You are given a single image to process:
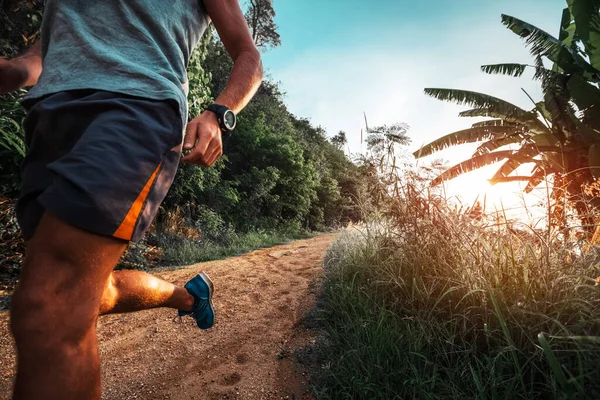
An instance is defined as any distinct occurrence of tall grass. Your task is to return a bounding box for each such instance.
[315,175,600,399]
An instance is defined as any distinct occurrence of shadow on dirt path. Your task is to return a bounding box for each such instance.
[0,234,336,400]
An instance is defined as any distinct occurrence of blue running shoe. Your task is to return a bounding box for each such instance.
[178,272,215,329]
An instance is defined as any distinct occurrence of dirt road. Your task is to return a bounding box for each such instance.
[0,234,335,400]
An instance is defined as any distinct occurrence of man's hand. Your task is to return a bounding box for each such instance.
[183,0,263,168]
[182,111,223,167]
[0,58,28,94]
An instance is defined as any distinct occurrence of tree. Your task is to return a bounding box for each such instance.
[245,0,281,50]
[414,0,600,233]
[366,123,411,169]
[331,131,347,150]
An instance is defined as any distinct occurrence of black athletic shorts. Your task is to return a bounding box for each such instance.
[17,90,184,242]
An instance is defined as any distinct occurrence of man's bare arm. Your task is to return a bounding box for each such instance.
[182,0,263,167]
[204,0,263,114]
[0,41,42,94]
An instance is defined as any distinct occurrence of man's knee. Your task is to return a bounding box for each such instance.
[10,212,125,346]
[10,271,98,348]
[11,290,96,349]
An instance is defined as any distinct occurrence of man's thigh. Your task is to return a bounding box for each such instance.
[17,212,128,320]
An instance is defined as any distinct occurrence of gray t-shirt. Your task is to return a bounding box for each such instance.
[26,0,209,124]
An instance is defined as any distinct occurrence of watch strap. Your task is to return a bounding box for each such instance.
[206,104,234,133]
[207,104,230,115]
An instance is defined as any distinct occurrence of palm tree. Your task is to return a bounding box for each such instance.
[413,0,600,232]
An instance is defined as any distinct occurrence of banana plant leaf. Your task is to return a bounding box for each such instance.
[532,133,560,147]
[567,73,600,131]
[472,120,520,128]
[502,14,600,82]
[567,0,600,71]
[413,126,521,159]
[424,88,550,134]
[525,166,555,193]
[535,101,553,122]
[473,135,524,157]
[431,150,514,186]
[490,145,562,183]
[459,107,549,135]
[559,6,577,46]
[540,74,575,141]
[480,63,528,77]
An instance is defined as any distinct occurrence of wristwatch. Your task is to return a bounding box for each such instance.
[207,104,236,133]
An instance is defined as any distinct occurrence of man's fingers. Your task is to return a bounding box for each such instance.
[181,113,222,165]
[182,138,221,166]
[194,127,213,157]
[183,122,198,151]
[202,138,223,166]
[205,146,222,167]
[211,149,224,166]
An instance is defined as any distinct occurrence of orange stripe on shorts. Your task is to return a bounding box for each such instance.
[113,163,162,241]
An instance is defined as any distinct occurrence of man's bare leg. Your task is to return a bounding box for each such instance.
[10,212,197,399]
[99,270,194,315]
[10,212,127,400]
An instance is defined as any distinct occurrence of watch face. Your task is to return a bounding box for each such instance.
[223,110,236,130]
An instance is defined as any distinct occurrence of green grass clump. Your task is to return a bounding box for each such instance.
[315,202,600,399]
[159,229,312,266]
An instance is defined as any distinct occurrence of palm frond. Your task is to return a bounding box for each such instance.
[458,108,549,135]
[473,135,524,157]
[431,150,514,186]
[539,72,575,141]
[490,145,561,183]
[472,120,520,128]
[524,165,557,193]
[413,126,520,159]
[425,88,523,110]
[502,14,600,82]
[425,88,549,134]
[481,63,529,77]
[501,15,562,59]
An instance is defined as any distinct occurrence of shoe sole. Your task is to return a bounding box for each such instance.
[198,272,215,328]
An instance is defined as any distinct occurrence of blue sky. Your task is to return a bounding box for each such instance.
[258,0,566,209]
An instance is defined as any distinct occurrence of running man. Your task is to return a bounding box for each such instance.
[0,1,263,399]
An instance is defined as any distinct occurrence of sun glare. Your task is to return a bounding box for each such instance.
[443,167,547,223]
